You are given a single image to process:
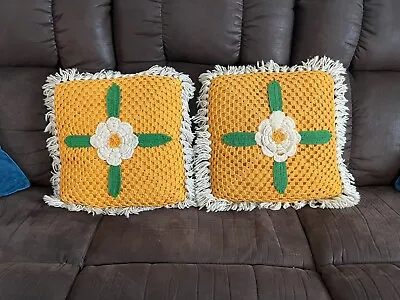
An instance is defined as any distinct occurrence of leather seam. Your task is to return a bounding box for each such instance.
[350,0,365,69]
[238,0,244,63]
[289,0,297,64]
[349,1,364,171]
[160,0,167,61]
[296,211,318,271]
[297,211,335,300]
[252,266,259,300]
[84,261,315,271]
[320,261,400,268]
[64,266,81,300]
[49,0,60,66]
[81,217,104,267]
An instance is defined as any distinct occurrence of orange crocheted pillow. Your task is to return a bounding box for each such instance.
[194,57,359,211]
[43,67,195,216]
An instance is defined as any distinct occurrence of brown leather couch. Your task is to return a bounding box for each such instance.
[1,0,400,299]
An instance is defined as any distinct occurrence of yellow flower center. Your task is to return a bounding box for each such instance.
[272,129,286,144]
[108,133,122,148]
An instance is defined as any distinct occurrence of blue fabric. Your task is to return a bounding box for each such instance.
[0,148,30,197]
[395,176,400,192]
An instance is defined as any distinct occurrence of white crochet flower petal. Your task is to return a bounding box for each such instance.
[262,127,275,145]
[126,133,139,149]
[97,147,112,161]
[106,117,121,132]
[255,132,263,146]
[262,130,272,147]
[261,146,274,157]
[274,152,288,163]
[120,146,134,160]
[106,149,122,166]
[94,122,108,136]
[284,116,296,130]
[266,140,277,153]
[120,134,138,159]
[269,111,285,129]
[90,123,109,148]
[286,144,297,157]
[119,122,133,137]
[258,119,270,133]
[294,131,302,144]
[90,135,105,149]
[281,136,292,150]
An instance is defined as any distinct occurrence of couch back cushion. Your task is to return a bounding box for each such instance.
[0,0,399,186]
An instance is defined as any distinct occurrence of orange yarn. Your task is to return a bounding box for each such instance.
[272,130,286,144]
[108,133,122,148]
[55,76,186,208]
[208,71,342,202]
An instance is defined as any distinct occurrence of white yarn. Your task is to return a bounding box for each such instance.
[194,56,360,212]
[43,66,195,217]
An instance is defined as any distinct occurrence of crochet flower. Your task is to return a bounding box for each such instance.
[90,117,139,166]
[222,81,332,194]
[255,111,301,162]
[64,83,172,197]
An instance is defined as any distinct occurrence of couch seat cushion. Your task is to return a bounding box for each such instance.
[85,207,314,269]
[299,186,400,266]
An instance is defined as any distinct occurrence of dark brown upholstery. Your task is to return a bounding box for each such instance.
[0,0,399,299]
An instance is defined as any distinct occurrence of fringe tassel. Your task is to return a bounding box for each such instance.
[43,66,195,217]
[194,56,360,212]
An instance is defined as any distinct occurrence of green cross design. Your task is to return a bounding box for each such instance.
[221,80,332,194]
[64,83,172,198]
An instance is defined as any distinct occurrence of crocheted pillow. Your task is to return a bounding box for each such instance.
[43,66,195,216]
[195,56,360,211]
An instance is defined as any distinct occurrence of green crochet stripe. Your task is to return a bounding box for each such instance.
[273,161,288,194]
[268,81,283,112]
[137,133,172,148]
[299,130,332,145]
[108,165,121,198]
[222,132,257,147]
[107,83,121,118]
[64,135,92,148]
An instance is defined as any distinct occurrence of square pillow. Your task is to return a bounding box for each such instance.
[43,66,195,216]
[194,56,360,211]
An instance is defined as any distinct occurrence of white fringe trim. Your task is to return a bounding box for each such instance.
[43,66,195,217]
[194,56,360,212]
